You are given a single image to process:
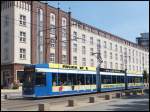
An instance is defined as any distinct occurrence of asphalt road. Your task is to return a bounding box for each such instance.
[70,93,149,111]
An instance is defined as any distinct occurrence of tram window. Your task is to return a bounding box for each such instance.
[93,74,96,84]
[112,76,117,84]
[102,75,111,84]
[86,74,92,85]
[135,77,141,83]
[140,77,143,83]
[128,76,130,83]
[52,73,57,86]
[77,74,85,85]
[58,73,67,86]
[68,73,77,85]
[117,76,122,83]
[35,72,46,86]
[120,76,124,83]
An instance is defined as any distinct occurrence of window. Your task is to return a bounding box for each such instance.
[73,31,77,41]
[112,76,117,83]
[50,38,55,48]
[115,53,118,60]
[129,65,131,70]
[35,72,46,86]
[82,46,86,54]
[110,62,113,69]
[62,42,67,50]
[62,55,67,64]
[4,32,9,44]
[4,48,9,60]
[73,56,77,65]
[110,43,112,50]
[4,15,9,27]
[50,13,55,25]
[104,61,107,68]
[110,52,113,59]
[90,59,94,67]
[97,39,101,51]
[104,41,107,48]
[115,63,118,69]
[20,48,26,59]
[20,14,26,26]
[120,64,123,70]
[129,49,131,55]
[133,50,134,56]
[115,44,118,51]
[20,31,26,42]
[102,75,111,84]
[90,37,93,45]
[90,48,93,56]
[73,43,77,52]
[120,46,122,53]
[133,65,135,71]
[82,34,86,43]
[133,57,134,63]
[50,24,56,35]
[136,66,138,71]
[82,58,86,66]
[50,53,55,63]
[104,51,107,58]
[120,55,123,61]
[136,58,138,64]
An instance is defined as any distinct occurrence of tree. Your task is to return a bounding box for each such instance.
[143,70,149,83]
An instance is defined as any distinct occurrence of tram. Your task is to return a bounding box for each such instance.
[22,63,144,98]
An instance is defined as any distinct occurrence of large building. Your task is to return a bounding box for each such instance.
[1,1,71,87]
[71,19,149,73]
[1,1,31,87]
[1,1,149,87]
[136,33,149,49]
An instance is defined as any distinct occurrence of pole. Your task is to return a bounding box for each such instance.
[92,50,103,92]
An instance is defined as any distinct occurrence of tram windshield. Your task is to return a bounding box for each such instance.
[23,66,35,88]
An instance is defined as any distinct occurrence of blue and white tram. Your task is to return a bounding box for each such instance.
[22,63,144,98]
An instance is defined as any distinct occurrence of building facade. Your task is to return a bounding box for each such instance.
[71,19,149,74]
[1,1,71,87]
[1,1,31,87]
[1,1,149,87]
[136,32,149,49]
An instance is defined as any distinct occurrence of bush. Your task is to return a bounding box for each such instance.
[12,83,19,89]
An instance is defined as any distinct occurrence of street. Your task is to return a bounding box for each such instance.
[70,91,149,111]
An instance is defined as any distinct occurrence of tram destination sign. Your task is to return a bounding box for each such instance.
[49,63,96,71]
[100,68,125,73]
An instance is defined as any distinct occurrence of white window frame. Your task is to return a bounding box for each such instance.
[20,48,26,60]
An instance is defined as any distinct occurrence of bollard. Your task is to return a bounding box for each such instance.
[105,94,112,100]
[68,100,75,107]
[38,103,50,111]
[89,97,95,103]
[116,93,121,98]
[4,95,7,99]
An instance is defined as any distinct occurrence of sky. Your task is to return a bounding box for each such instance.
[45,1,149,43]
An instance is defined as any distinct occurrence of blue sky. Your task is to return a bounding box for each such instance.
[45,1,149,43]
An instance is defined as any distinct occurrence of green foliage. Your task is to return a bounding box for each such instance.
[12,83,19,89]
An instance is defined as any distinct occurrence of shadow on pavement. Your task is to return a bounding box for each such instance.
[107,94,149,111]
